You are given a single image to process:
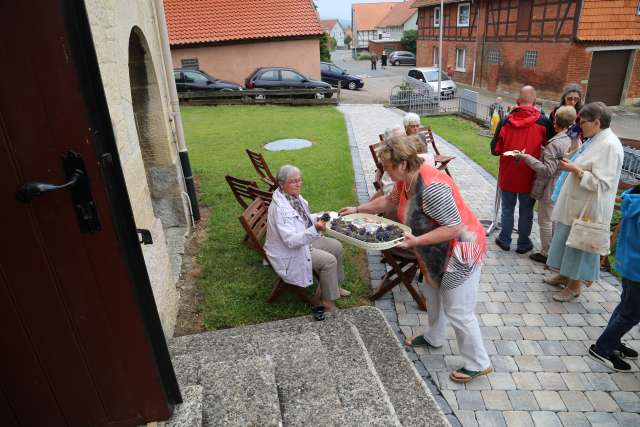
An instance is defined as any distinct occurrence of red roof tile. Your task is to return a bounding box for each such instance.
[352,2,398,31]
[164,0,323,46]
[378,1,417,27]
[320,19,338,32]
[577,0,640,41]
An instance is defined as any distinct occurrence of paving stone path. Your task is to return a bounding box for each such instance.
[339,104,640,427]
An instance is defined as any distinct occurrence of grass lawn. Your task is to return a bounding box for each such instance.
[181,105,369,330]
[421,115,498,178]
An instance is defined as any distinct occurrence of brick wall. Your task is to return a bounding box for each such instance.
[416,39,477,85]
[627,51,640,103]
[368,41,403,56]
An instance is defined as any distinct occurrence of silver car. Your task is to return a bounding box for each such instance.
[407,67,457,98]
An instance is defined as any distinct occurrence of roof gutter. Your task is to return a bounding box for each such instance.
[152,0,200,222]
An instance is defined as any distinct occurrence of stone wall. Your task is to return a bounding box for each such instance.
[84,0,189,336]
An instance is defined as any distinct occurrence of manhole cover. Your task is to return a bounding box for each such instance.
[264,138,312,151]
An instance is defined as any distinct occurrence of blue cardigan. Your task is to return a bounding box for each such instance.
[614,186,640,282]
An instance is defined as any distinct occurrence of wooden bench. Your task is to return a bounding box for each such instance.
[225,175,260,209]
[238,197,316,306]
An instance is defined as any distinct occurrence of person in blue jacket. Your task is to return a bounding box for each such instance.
[589,184,640,372]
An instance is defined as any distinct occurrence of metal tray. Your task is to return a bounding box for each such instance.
[325,213,411,250]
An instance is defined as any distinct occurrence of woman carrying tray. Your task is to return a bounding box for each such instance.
[339,136,491,383]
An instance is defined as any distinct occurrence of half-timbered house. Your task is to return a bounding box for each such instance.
[413,0,640,105]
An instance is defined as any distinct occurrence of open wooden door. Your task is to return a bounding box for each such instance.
[0,1,181,426]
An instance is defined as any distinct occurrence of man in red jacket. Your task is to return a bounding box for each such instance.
[491,86,554,253]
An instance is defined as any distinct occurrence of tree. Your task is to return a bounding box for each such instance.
[330,36,337,51]
[319,32,331,62]
[401,29,417,54]
[344,34,352,49]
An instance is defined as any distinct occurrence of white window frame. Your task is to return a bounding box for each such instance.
[457,3,470,27]
[455,48,466,71]
[433,46,439,66]
[434,7,440,27]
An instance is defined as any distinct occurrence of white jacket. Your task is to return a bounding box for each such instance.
[264,189,319,287]
[551,128,624,226]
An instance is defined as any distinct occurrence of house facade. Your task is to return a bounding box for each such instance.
[352,2,397,51]
[369,0,419,55]
[321,19,347,48]
[166,0,324,84]
[85,0,191,336]
[413,0,640,106]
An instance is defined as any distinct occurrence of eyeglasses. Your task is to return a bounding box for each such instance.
[565,96,580,101]
[285,178,303,185]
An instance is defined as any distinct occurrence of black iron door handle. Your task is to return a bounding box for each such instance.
[16,170,82,203]
[15,151,101,233]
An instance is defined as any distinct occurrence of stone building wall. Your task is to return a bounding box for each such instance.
[84,0,189,336]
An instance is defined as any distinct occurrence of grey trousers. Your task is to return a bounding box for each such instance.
[311,236,344,301]
[537,200,554,256]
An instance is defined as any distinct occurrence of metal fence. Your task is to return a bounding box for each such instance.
[179,87,340,106]
[390,85,496,125]
[622,145,640,186]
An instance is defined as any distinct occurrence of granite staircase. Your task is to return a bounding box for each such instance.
[163,306,449,427]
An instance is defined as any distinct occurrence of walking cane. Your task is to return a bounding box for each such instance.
[483,184,501,236]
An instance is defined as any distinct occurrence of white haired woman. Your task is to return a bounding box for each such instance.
[264,165,349,313]
[403,112,421,136]
[545,102,624,301]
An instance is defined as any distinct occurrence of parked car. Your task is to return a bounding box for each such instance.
[173,68,242,92]
[320,62,363,90]
[244,67,332,97]
[389,51,416,66]
[408,67,457,98]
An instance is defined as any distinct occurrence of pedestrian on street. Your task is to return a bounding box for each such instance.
[589,184,640,372]
[381,52,387,69]
[370,52,378,70]
[491,85,554,254]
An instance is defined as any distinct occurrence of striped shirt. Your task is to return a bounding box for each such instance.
[390,182,483,290]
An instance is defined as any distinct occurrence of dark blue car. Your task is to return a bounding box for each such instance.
[320,62,364,90]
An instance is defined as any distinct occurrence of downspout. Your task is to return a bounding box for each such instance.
[152,0,200,222]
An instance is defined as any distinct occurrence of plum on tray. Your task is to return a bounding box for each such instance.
[330,218,404,243]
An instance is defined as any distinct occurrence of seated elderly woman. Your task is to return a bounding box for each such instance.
[264,165,349,312]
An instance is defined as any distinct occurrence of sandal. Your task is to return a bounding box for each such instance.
[449,367,493,384]
[552,288,580,302]
[544,275,567,289]
[311,305,325,321]
[404,335,441,348]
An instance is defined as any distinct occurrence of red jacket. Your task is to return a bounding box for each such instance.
[491,105,553,193]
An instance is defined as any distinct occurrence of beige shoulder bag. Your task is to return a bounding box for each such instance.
[565,192,610,256]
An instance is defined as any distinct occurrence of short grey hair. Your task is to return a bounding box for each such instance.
[384,125,406,139]
[276,164,301,184]
[403,112,421,127]
[579,102,612,129]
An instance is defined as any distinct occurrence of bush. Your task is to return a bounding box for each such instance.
[357,52,371,61]
[320,32,331,62]
[401,29,417,54]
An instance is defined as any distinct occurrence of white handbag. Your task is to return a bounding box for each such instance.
[565,193,610,256]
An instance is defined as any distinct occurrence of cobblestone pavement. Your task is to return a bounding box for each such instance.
[339,104,640,427]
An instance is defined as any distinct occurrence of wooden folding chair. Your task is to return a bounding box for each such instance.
[225,175,260,209]
[371,248,427,311]
[246,149,277,191]
[247,186,273,206]
[239,198,314,306]
[369,141,384,192]
[419,127,455,177]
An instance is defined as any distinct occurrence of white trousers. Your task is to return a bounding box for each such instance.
[422,267,491,372]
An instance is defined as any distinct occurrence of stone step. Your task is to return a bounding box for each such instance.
[163,385,203,427]
[170,307,448,426]
[172,319,400,425]
[170,331,344,426]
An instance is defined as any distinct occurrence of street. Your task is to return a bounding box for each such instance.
[332,49,639,139]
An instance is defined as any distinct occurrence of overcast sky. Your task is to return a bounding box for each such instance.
[315,0,405,25]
